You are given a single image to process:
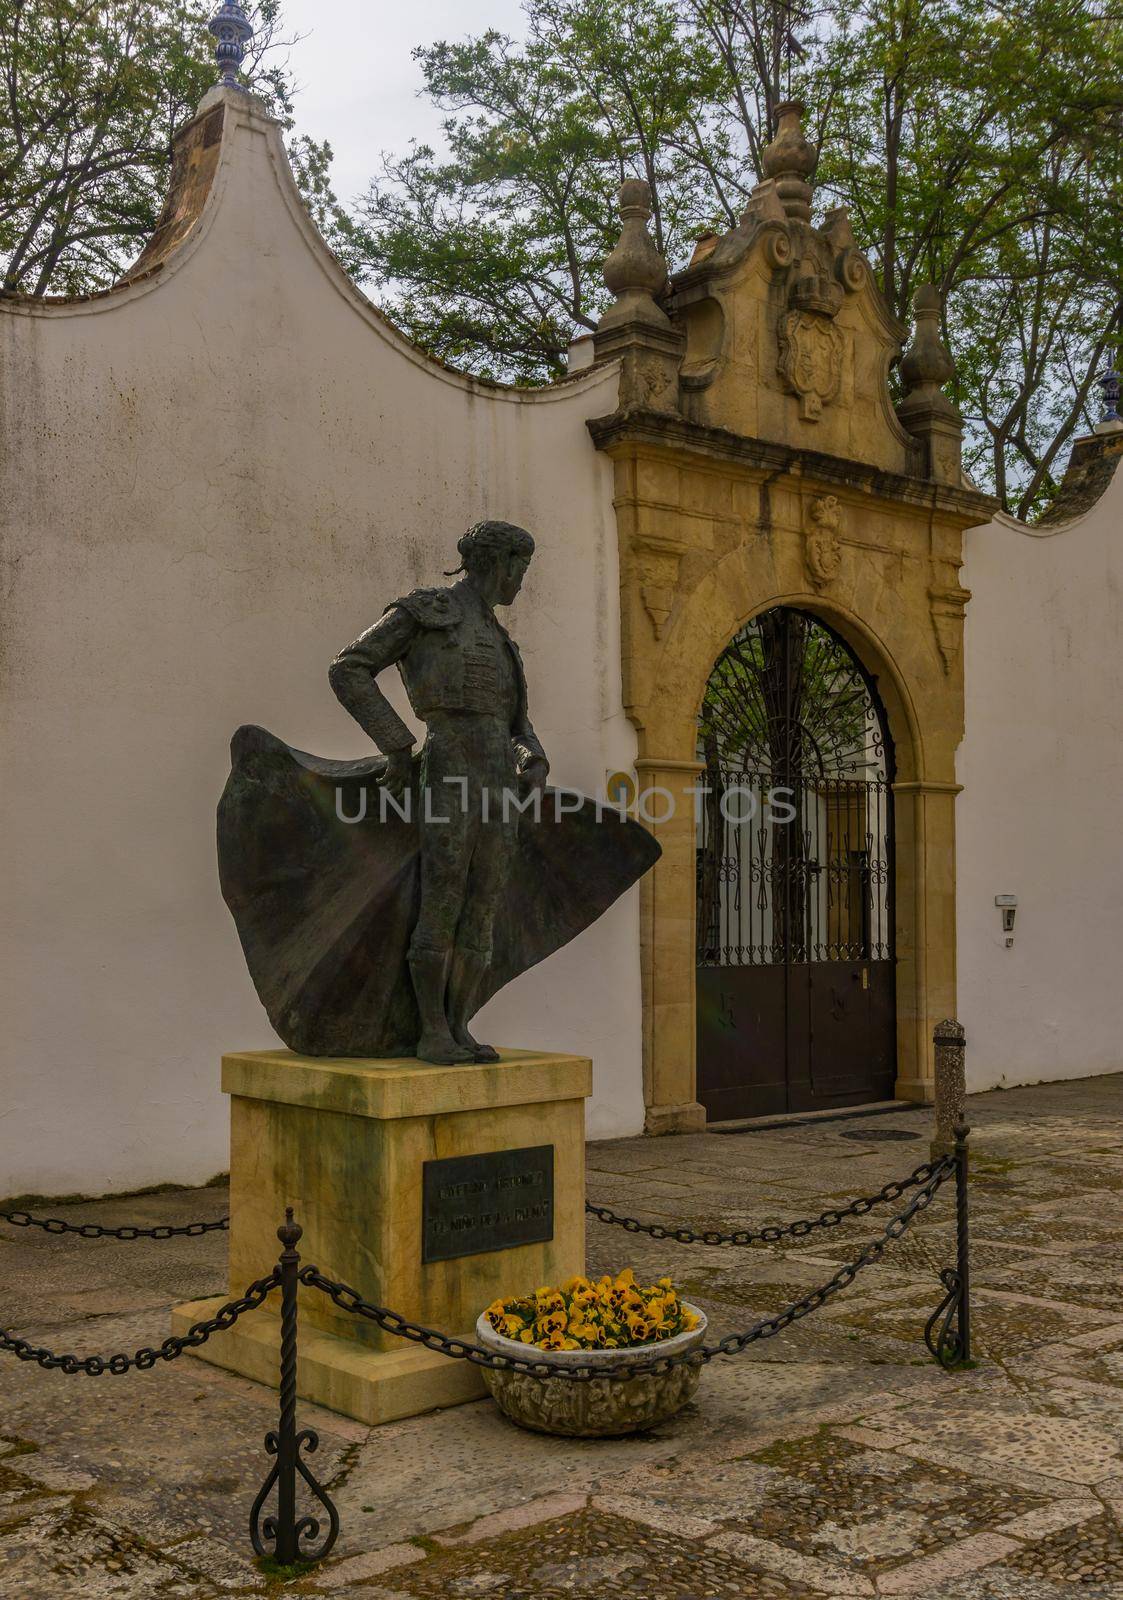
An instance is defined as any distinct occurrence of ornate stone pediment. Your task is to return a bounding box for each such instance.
[658,105,915,470]
[778,312,844,422]
[593,102,967,479]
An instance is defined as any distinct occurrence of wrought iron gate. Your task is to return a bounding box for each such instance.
[696,608,895,1120]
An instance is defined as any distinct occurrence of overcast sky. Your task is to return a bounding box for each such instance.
[279,0,528,209]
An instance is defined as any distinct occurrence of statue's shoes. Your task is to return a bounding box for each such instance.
[451,1030,501,1064]
[416,1033,474,1065]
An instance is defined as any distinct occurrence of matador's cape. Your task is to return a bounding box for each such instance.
[218,725,661,1057]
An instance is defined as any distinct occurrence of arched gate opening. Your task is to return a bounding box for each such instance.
[695,607,896,1120]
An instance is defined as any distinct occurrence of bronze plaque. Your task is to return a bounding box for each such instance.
[422,1145,554,1263]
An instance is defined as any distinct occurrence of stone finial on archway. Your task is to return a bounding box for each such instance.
[594,181,685,414]
[601,180,671,332]
[761,100,817,224]
[897,285,964,483]
[900,286,956,395]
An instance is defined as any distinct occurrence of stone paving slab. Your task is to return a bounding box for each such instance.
[1,1073,1121,1597]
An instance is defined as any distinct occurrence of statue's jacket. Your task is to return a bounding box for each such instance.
[328,584,547,775]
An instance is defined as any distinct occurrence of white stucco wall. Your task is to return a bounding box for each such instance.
[0,89,641,1200]
[957,446,1123,1092]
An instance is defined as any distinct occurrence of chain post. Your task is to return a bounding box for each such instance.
[931,1019,966,1159]
[250,1209,338,1568]
[924,1122,972,1369]
[954,1121,971,1362]
[274,1208,301,1564]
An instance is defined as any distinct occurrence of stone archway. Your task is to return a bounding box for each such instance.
[586,105,994,1130]
[586,427,975,1133]
[625,546,957,1135]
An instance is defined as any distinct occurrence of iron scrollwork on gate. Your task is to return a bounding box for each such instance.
[696,608,894,970]
[695,609,897,1115]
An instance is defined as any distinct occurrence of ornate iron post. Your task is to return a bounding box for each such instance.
[931,1018,966,1158]
[924,1121,972,1368]
[250,1211,338,1566]
[953,1120,971,1362]
[275,1209,299,1563]
[926,1018,972,1368]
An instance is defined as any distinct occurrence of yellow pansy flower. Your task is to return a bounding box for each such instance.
[487,1270,695,1352]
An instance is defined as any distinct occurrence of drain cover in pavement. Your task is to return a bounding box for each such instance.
[840,1126,921,1141]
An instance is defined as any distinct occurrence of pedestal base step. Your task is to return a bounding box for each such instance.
[171,1297,485,1425]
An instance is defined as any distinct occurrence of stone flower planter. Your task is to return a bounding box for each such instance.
[474,1305,707,1437]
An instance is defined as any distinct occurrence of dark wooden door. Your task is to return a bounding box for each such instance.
[696,609,896,1120]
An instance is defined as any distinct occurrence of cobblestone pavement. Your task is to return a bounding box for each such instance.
[1,1074,1121,1598]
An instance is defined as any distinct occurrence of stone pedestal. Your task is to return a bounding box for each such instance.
[172,1048,591,1425]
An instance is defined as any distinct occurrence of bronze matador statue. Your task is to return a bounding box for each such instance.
[217,521,660,1063]
[329,520,546,1064]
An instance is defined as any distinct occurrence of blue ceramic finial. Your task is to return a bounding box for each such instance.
[209,2,254,89]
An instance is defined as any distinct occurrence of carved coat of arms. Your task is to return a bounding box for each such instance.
[804,494,843,589]
[778,311,844,421]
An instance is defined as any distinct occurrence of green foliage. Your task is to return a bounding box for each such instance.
[0,1,334,296]
[287,128,366,280]
[354,2,733,382]
[352,0,1122,514]
[813,0,1123,514]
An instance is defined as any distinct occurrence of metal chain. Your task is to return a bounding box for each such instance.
[700,1162,950,1359]
[0,1271,277,1375]
[584,1155,951,1245]
[301,1160,953,1382]
[0,1210,229,1240]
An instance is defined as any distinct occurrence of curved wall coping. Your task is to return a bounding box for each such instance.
[0,85,619,411]
[988,509,1085,540]
[982,459,1122,540]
